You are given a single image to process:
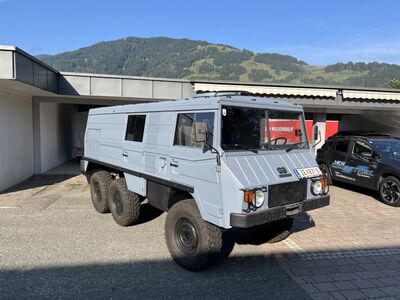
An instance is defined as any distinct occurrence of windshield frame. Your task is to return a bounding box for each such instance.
[220,105,309,153]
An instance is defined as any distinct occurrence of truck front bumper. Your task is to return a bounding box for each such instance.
[230,195,330,228]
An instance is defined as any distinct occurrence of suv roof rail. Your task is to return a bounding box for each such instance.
[329,131,392,139]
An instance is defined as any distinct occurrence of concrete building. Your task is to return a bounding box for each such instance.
[1,45,400,191]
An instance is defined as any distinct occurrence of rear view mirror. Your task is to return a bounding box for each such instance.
[313,125,319,141]
[194,121,208,143]
[360,152,372,160]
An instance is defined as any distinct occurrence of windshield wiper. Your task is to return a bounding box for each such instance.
[286,142,308,152]
[223,144,258,154]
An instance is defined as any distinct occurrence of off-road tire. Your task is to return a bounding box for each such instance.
[248,218,294,244]
[90,171,113,213]
[379,176,400,207]
[108,178,141,226]
[165,199,231,271]
[319,163,333,185]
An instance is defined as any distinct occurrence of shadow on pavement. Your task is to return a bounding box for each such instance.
[332,180,382,202]
[0,175,76,195]
[0,254,310,299]
[2,245,400,299]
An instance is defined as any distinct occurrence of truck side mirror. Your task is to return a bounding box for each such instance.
[313,125,319,141]
[194,121,208,143]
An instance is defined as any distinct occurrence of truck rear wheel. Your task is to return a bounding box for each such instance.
[90,171,113,213]
[108,178,141,226]
[165,199,231,271]
[248,218,293,244]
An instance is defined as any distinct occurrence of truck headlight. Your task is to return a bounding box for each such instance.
[254,190,265,208]
[244,189,265,208]
[311,180,323,196]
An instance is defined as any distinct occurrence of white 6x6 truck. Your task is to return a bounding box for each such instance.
[81,93,330,271]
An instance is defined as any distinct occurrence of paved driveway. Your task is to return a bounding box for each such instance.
[0,176,399,299]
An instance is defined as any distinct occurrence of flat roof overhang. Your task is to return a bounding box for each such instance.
[1,45,400,111]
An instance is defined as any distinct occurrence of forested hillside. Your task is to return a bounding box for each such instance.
[37,37,400,88]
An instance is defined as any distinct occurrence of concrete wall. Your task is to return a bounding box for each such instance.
[39,102,75,173]
[0,91,33,191]
[340,114,400,137]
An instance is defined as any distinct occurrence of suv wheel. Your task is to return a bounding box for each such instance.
[165,199,233,271]
[319,163,333,185]
[90,171,113,213]
[379,176,400,207]
[108,178,142,226]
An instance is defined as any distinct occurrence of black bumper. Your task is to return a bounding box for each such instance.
[230,195,330,228]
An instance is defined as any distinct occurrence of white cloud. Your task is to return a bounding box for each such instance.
[258,27,400,65]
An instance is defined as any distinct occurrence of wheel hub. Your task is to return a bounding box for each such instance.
[382,181,400,203]
[176,218,198,254]
[93,182,101,202]
[112,191,123,215]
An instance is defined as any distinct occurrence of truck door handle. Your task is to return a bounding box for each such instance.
[170,162,178,167]
[122,152,128,157]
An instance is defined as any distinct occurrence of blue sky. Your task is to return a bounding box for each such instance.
[0,0,399,65]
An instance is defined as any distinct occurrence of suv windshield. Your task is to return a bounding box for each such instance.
[221,106,308,152]
[370,140,400,160]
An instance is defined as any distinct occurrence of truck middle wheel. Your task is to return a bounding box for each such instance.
[108,178,142,226]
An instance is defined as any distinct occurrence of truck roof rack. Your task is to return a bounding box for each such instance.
[193,91,251,98]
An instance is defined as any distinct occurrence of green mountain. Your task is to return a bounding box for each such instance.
[37,37,400,88]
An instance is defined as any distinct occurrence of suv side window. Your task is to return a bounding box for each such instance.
[335,140,350,153]
[352,140,373,156]
[125,115,146,142]
[174,112,214,147]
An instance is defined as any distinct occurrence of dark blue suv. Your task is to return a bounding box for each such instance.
[317,132,400,206]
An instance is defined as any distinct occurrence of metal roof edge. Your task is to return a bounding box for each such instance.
[60,72,191,83]
[191,79,400,94]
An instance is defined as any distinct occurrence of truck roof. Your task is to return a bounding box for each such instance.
[89,95,303,115]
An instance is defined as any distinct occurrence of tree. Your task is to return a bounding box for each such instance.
[387,79,400,89]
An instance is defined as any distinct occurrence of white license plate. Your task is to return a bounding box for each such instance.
[294,167,322,179]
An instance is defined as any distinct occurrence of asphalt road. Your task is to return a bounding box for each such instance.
[0,175,310,299]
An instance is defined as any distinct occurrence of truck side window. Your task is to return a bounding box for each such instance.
[174,113,214,147]
[335,140,349,153]
[352,140,373,156]
[125,115,146,142]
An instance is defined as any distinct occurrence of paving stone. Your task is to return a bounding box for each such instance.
[310,292,337,300]
[313,282,338,292]
[360,288,387,298]
[338,289,367,299]
[379,286,400,297]
[300,283,319,294]
[332,281,357,291]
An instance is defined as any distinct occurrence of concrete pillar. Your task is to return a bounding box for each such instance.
[32,98,42,174]
[311,113,326,155]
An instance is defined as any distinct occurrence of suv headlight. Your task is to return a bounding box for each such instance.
[311,180,323,195]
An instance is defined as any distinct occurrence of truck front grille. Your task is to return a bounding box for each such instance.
[268,180,307,208]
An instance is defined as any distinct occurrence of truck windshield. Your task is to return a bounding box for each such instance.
[221,106,308,152]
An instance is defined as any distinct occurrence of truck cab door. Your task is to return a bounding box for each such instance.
[169,111,222,220]
[346,140,377,188]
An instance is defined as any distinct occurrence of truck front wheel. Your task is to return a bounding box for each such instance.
[90,171,113,213]
[108,178,141,226]
[165,199,232,271]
